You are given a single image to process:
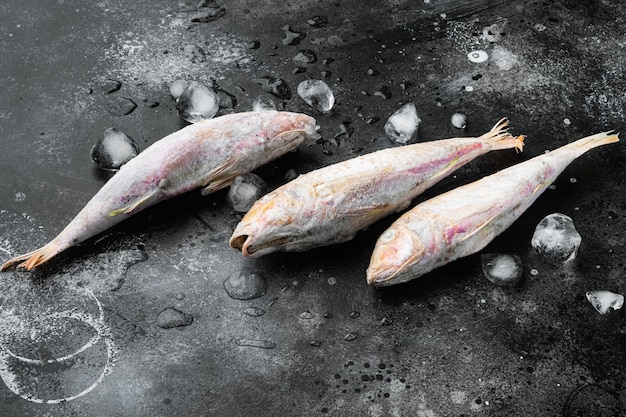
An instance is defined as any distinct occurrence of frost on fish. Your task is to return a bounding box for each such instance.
[230,118,524,257]
[531,213,581,263]
[367,131,619,286]
[1,111,317,271]
[586,290,624,315]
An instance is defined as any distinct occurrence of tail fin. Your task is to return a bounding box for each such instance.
[480,118,525,152]
[1,243,60,271]
[565,131,620,155]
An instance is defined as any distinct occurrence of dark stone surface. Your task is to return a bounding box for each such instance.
[0,0,625,416]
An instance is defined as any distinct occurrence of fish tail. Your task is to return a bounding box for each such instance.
[1,242,62,271]
[565,131,620,155]
[480,118,525,152]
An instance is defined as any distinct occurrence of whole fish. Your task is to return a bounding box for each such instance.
[2,111,317,271]
[230,118,524,257]
[366,131,619,287]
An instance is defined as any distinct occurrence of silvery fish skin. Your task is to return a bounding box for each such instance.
[367,131,620,287]
[2,111,317,271]
[230,118,524,257]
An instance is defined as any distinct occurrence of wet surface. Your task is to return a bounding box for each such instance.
[1,0,626,415]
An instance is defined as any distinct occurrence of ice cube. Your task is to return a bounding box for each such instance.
[227,173,268,212]
[297,79,334,113]
[481,253,523,286]
[384,103,420,144]
[586,290,624,315]
[451,112,467,129]
[252,95,277,112]
[90,127,139,171]
[176,81,219,123]
[531,213,582,263]
[169,80,189,99]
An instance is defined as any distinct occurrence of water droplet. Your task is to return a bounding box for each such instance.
[99,78,122,94]
[223,269,266,300]
[297,79,334,113]
[243,307,266,317]
[344,332,358,341]
[451,112,467,129]
[467,50,489,63]
[191,1,226,22]
[307,15,328,28]
[349,311,360,319]
[176,81,219,123]
[252,94,277,112]
[310,340,323,347]
[253,77,292,100]
[481,253,523,286]
[175,293,185,300]
[236,338,276,349]
[157,307,193,329]
[282,25,305,45]
[384,103,420,144]
[227,173,268,212]
[106,96,137,116]
[90,127,139,171]
[293,49,317,65]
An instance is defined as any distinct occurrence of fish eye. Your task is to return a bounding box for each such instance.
[380,228,397,243]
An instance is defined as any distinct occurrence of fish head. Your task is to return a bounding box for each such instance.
[265,112,319,156]
[229,190,303,257]
[366,223,431,287]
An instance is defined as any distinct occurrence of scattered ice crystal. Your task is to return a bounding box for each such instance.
[467,50,489,63]
[297,79,335,113]
[169,80,189,99]
[227,173,267,212]
[586,291,624,315]
[252,95,277,112]
[175,81,219,123]
[384,103,420,144]
[531,213,582,263]
[307,15,328,27]
[224,269,266,300]
[90,127,139,171]
[481,253,523,286]
[451,112,467,129]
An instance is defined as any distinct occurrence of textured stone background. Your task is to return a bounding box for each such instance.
[0,0,625,416]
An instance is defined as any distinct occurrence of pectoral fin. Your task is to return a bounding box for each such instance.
[109,190,158,217]
[199,157,238,196]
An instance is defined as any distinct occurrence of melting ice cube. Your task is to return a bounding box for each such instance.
[252,95,277,112]
[227,173,267,212]
[481,253,523,286]
[176,81,219,123]
[169,80,189,99]
[451,112,467,129]
[90,127,139,171]
[297,79,334,113]
[384,103,420,144]
[531,213,582,263]
[586,291,624,315]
